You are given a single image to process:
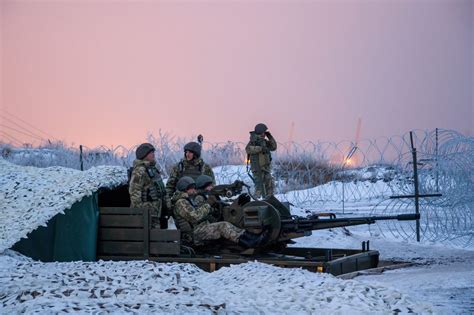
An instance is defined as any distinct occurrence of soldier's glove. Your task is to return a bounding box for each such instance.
[207,195,219,207]
[265,131,272,138]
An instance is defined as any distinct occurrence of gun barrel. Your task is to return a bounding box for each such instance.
[368,213,420,221]
[280,213,420,232]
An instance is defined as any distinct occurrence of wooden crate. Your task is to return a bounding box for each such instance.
[97,207,180,260]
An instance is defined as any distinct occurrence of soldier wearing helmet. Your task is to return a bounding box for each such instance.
[129,143,170,228]
[165,141,215,197]
[245,123,277,198]
[172,176,268,247]
[193,174,218,217]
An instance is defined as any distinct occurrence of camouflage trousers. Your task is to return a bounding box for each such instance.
[252,170,274,198]
[149,204,162,229]
[130,200,162,229]
[193,222,245,244]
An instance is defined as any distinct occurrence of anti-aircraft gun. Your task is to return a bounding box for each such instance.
[207,180,420,250]
[96,180,421,276]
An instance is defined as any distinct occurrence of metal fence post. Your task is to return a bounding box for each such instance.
[435,128,439,192]
[79,145,84,171]
[410,132,421,242]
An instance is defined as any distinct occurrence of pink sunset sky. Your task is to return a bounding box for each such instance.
[0,0,472,147]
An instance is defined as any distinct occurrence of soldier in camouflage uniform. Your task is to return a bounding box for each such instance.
[245,123,277,198]
[129,143,170,228]
[194,174,215,207]
[166,142,215,197]
[193,174,220,223]
[172,176,268,248]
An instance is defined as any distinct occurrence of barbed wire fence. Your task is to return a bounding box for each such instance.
[1,129,472,247]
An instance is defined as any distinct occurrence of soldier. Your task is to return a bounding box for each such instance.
[166,141,215,197]
[193,174,220,223]
[194,174,215,207]
[245,123,277,198]
[129,143,170,228]
[172,176,268,248]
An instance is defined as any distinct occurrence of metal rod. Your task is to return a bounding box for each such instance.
[342,178,345,214]
[390,193,442,199]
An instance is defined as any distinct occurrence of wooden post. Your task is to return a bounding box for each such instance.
[143,208,150,259]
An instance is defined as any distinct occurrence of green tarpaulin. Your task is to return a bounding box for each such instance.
[12,193,99,262]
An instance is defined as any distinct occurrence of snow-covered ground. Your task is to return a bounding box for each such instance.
[1,160,472,314]
[0,249,435,314]
[1,228,471,314]
[292,226,474,314]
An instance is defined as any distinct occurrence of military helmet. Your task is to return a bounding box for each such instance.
[195,175,214,190]
[136,143,155,160]
[177,176,196,192]
[254,123,268,135]
[184,142,202,158]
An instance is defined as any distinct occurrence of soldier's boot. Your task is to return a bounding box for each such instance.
[238,228,270,248]
[237,232,260,248]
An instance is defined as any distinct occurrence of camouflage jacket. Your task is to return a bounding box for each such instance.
[166,158,215,196]
[129,159,169,215]
[193,192,221,223]
[172,191,212,230]
[245,132,277,171]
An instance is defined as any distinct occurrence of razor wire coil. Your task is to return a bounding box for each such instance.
[1,129,472,247]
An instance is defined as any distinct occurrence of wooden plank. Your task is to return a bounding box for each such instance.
[99,215,143,228]
[99,207,144,215]
[97,255,145,261]
[98,228,144,241]
[97,241,144,255]
[150,229,181,242]
[143,209,149,259]
[149,242,180,256]
[145,256,325,270]
[209,262,216,272]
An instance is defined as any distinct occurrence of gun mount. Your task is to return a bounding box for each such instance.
[220,195,419,248]
[206,180,419,249]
